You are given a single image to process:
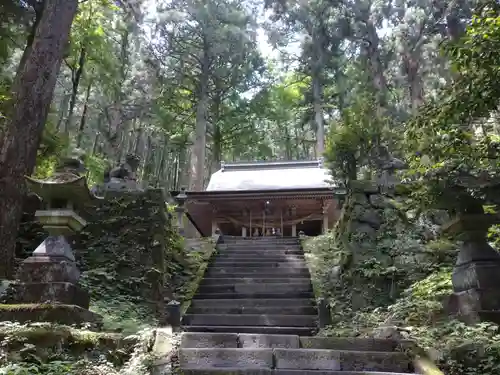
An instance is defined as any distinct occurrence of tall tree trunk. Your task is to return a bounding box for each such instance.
[76,81,92,148]
[189,42,210,191]
[312,74,324,157]
[212,124,222,174]
[65,45,86,135]
[56,92,70,132]
[15,2,44,79]
[0,0,79,279]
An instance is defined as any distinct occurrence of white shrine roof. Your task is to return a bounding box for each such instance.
[205,159,335,192]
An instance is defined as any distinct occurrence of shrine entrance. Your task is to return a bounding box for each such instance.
[171,160,346,237]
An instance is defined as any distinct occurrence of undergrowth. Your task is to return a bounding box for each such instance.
[304,201,500,375]
[0,322,156,375]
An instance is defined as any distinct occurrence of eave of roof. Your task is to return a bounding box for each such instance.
[170,186,347,200]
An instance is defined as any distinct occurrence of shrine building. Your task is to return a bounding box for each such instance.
[172,159,346,237]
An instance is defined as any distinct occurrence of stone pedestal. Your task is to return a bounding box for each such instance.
[8,235,91,309]
[444,214,500,324]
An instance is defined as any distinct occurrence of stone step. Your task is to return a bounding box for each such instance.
[213,255,305,261]
[181,332,301,349]
[180,348,273,369]
[198,282,312,294]
[181,371,416,375]
[212,260,308,268]
[216,250,304,257]
[300,337,402,352]
[179,348,411,372]
[200,277,310,285]
[183,314,316,327]
[194,291,315,299]
[180,333,407,352]
[206,267,310,277]
[181,325,315,336]
[190,298,315,309]
[218,246,301,251]
[204,272,311,279]
[188,305,317,316]
[274,349,412,372]
[221,238,298,243]
[273,372,416,375]
[208,262,308,269]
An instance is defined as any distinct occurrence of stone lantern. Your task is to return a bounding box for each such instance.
[4,156,102,323]
[444,212,500,324]
[174,187,188,236]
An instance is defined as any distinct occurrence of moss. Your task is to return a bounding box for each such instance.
[179,239,217,315]
[0,303,102,326]
[0,321,137,367]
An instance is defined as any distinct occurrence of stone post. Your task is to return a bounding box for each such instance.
[174,187,188,236]
[323,216,329,234]
[444,214,500,324]
[242,226,247,237]
[166,300,181,332]
[291,224,297,237]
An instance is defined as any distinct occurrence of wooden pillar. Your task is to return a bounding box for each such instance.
[211,207,218,235]
[322,200,329,234]
[262,210,265,236]
[249,210,252,237]
[280,208,283,236]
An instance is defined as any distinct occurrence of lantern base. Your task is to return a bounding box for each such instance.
[0,303,102,327]
[5,282,90,309]
[448,289,500,325]
[447,238,500,325]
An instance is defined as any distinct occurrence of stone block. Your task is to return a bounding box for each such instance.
[0,303,102,326]
[182,314,316,327]
[452,261,500,293]
[350,180,379,193]
[181,370,272,375]
[369,194,389,208]
[181,332,238,348]
[448,288,500,319]
[179,348,273,369]
[351,205,382,228]
[17,258,80,284]
[238,334,300,349]
[10,282,90,308]
[300,337,399,352]
[273,348,341,370]
[190,298,314,309]
[273,371,414,375]
[233,283,311,295]
[153,327,174,357]
[339,350,411,372]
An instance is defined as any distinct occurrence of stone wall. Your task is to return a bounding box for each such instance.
[14,188,197,325]
[304,180,455,316]
[75,189,176,322]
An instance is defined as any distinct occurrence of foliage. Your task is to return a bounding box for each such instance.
[404,0,500,212]
[324,96,388,183]
[306,188,499,374]
[0,322,155,375]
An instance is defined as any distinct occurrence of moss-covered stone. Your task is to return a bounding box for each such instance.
[0,303,102,326]
[303,181,456,316]
[0,321,137,366]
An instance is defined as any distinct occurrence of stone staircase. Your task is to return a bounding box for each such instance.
[183,236,316,335]
[179,332,418,374]
[179,237,417,374]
